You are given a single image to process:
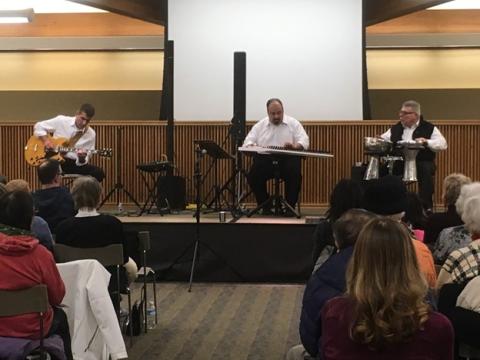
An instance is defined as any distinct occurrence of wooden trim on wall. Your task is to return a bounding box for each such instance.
[2,120,479,208]
[0,13,164,37]
[367,10,480,34]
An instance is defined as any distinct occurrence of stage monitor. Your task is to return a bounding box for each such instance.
[169,0,363,121]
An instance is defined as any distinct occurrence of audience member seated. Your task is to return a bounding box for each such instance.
[437,195,480,290]
[363,175,437,288]
[321,218,453,360]
[402,191,427,241]
[55,176,138,304]
[5,179,54,251]
[32,159,76,234]
[450,276,480,352]
[287,209,376,360]
[432,182,480,265]
[312,179,363,272]
[438,276,480,357]
[0,191,73,359]
[424,173,471,245]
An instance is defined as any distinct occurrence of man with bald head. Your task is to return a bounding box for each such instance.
[243,98,309,215]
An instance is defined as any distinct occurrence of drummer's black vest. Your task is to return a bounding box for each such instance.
[390,119,436,161]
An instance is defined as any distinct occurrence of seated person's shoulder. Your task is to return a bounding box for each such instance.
[411,237,431,252]
[426,311,454,335]
[98,213,123,225]
[324,296,350,313]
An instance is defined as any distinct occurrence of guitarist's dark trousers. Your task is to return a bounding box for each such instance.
[61,158,105,182]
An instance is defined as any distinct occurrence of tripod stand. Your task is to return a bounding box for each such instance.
[100,126,141,211]
[188,146,204,291]
[246,158,300,218]
[186,146,244,291]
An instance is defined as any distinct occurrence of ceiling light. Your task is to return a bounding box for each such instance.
[429,0,480,10]
[0,0,105,14]
[0,8,34,23]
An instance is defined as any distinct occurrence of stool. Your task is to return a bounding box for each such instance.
[61,174,82,186]
[247,160,301,218]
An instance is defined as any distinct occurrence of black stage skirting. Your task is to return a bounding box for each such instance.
[124,222,316,283]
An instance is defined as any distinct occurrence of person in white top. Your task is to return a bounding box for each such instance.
[243,98,309,215]
[34,103,105,182]
[380,100,447,212]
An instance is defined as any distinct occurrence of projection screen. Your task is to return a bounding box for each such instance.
[169,0,363,121]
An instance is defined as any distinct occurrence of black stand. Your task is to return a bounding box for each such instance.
[195,140,235,212]
[188,146,204,292]
[224,125,251,222]
[246,159,301,219]
[100,127,141,210]
[136,161,173,216]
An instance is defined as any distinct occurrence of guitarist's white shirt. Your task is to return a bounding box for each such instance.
[34,115,96,166]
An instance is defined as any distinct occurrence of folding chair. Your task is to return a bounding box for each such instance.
[0,285,51,360]
[138,231,157,333]
[53,243,133,343]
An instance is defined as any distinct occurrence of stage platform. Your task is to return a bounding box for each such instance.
[117,208,324,283]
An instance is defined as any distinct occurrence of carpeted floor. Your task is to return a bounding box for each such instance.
[127,282,305,360]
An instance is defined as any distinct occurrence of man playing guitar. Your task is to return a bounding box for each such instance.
[33,103,105,182]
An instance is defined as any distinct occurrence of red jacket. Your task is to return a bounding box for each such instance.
[0,232,65,339]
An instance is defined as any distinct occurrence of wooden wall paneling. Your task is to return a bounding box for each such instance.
[2,121,480,209]
[367,10,480,35]
[0,13,164,38]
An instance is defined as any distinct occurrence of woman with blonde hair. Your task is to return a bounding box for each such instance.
[321,218,453,359]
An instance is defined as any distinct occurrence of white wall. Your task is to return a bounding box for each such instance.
[169,0,363,120]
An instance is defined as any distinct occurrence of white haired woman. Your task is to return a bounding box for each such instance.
[436,195,480,290]
[432,182,480,264]
[55,176,138,308]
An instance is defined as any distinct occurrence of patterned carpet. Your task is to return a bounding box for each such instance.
[127,283,305,360]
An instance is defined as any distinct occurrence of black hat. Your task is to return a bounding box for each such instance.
[363,175,407,215]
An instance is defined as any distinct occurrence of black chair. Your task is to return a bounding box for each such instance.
[53,243,133,343]
[0,285,53,360]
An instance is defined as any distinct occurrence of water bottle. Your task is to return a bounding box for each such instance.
[147,300,156,330]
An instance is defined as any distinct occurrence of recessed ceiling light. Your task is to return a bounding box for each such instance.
[429,0,480,10]
[0,0,106,13]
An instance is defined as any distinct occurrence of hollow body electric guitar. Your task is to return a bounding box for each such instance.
[24,135,113,166]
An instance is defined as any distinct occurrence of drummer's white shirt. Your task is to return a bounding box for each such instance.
[381,120,447,152]
[243,115,309,150]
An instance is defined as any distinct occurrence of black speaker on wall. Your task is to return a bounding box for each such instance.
[232,51,246,144]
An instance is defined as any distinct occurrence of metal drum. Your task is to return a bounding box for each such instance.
[364,137,392,154]
[363,137,392,180]
[396,141,425,182]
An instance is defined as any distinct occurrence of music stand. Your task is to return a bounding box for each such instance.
[194,140,234,212]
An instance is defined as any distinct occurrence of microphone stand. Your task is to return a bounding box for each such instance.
[188,147,206,292]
